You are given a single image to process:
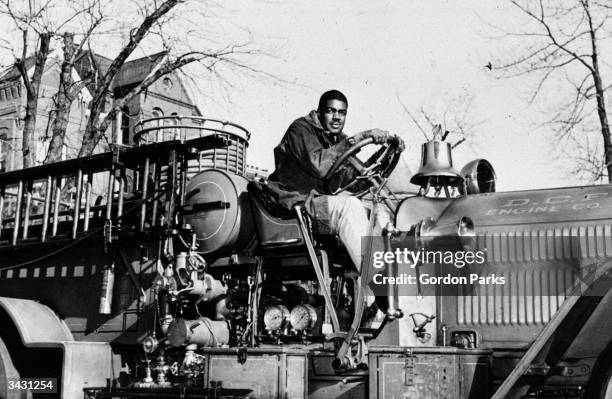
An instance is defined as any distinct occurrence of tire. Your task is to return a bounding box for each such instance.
[591,365,612,399]
[0,337,31,399]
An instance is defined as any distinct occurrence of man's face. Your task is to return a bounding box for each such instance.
[318,99,347,134]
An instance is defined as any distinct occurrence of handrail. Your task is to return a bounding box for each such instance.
[133,116,251,145]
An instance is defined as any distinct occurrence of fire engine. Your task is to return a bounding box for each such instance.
[0,115,611,398]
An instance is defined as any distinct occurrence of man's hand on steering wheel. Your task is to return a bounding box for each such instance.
[325,131,404,198]
[351,129,405,151]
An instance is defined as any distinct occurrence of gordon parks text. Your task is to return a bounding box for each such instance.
[370,248,506,286]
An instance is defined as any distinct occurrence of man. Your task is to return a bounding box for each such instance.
[267,89,404,271]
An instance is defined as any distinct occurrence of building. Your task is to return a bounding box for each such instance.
[0,49,201,172]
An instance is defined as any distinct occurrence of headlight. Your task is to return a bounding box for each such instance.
[459,159,496,195]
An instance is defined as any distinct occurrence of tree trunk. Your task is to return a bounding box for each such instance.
[45,33,76,164]
[77,0,180,158]
[21,95,39,168]
[20,33,51,168]
[584,0,612,182]
[78,108,102,157]
[593,74,612,183]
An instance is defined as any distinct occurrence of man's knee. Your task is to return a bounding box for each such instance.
[338,196,365,214]
[342,195,363,208]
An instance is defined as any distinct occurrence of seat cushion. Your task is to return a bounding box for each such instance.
[247,180,296,219]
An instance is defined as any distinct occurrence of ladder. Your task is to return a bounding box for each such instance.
[0,135,230,247]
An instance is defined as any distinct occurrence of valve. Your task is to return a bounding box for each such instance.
[409,312,436,344]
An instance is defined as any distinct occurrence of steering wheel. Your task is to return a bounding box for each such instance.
[324,136,403,198]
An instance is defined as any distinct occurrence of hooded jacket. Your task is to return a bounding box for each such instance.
[267,110,353,230]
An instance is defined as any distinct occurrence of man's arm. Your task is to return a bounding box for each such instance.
[351,129,405,151]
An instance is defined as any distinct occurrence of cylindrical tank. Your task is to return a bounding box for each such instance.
[167,318,230,347]
[183,169,255,255]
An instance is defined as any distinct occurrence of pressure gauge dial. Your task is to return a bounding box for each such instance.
[263,305,289,331]
[289,304,318,332]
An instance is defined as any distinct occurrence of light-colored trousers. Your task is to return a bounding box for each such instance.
[326,195,391,272]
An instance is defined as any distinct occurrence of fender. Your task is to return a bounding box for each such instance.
[0,297,72,345]
[0,297,116,399]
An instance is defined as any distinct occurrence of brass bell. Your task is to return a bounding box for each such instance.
[410,136,463,187]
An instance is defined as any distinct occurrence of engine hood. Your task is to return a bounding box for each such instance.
[396,185,612,230]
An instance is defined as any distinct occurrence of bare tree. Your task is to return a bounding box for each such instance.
[0,0,53,168]
[492,0,612,182]
[396,92,482,149]
[77,0,260,157]
[45,1,104,163]
[18,32,51,168]
[0,0,108,167]
[0,0,269,164]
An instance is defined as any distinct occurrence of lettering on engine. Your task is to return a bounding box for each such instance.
[484,192,608,216]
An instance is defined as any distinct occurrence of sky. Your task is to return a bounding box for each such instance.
[0,0,584,191]
[191,0,576,192]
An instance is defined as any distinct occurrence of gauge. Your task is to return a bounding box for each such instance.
[289,304,318,332]
[263,305,289,331]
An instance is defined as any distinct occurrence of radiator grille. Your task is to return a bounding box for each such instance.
[454,224,611,327]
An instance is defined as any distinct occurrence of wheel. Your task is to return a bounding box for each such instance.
[603,374,612,399]
[324,136,402,196]
[588,344,612,399]
[0,337,31,399]
[590,364,612,399]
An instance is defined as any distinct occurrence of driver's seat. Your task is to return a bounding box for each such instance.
[247,180,305,249]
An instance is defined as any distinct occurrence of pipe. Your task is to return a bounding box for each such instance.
[0,187,4,237]
[106,169,115,221]
[72,169,83,238]
[41,175,52,242]
[139,157,149,231]
[52,176,62,236]
[83,172,92,232]
[294,204,340,332]
[22,181,31,239]
[11,180,23,245]
[117,173,125,218]
[151,163,159,226]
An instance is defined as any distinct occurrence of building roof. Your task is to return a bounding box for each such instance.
[0,49,195,107]
[72,50,168,94]
[0,56,35,81]
[112,51,167,89]
[73,50,113,93]
[0,48,166,88]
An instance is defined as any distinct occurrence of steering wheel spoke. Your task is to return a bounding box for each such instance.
[372,145,393,167]
[347,155,367,174]
[331,178,362,195]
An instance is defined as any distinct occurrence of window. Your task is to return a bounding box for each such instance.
[166,112,180,139]
[0,129,8,171]
[11,86,17,98]
[152,108,163,142]
[162,77,173,91]
[121,106,130,145]
[152,108,163,118]
[0,89,5,101]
